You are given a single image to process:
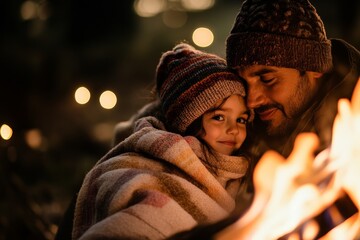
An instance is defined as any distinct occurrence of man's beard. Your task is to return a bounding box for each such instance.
[257,73,313,138]
[264,116,297,137]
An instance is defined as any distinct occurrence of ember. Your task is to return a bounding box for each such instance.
[216,78,360,240]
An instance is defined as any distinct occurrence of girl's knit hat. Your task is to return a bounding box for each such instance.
[156,43,246,134]
[226,0,333,72]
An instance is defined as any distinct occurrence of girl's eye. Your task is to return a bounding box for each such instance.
[237,117,248,124]
[212,115,224,121]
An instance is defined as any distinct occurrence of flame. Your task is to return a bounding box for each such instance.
[215,78,360,240]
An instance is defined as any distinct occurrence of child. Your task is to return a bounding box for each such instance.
[72,43,251,240]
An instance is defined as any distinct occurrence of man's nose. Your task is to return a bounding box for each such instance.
[246,85,266,109]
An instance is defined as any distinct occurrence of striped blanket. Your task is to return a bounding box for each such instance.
[72,116,249,239]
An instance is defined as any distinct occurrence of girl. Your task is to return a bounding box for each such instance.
[72,43,252,240]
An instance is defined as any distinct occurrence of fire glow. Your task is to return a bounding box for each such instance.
[216,78,360,240]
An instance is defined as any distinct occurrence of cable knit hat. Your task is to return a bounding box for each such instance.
[156,43,246,134]
[226,0,333,72]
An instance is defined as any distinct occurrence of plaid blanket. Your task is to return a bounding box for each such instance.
[73,116,249,239]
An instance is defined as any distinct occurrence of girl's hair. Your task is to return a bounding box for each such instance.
[184,96,229,174]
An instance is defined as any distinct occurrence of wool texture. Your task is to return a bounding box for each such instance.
[73,116,249,240]
[226,0,333,72]
[156,43,245,134]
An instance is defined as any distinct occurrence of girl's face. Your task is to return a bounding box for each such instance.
[200,94,249,155]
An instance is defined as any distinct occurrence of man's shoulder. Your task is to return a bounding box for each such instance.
[328,38,360,89]
[330,38,360,61]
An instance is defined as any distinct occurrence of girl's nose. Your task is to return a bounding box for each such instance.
[227,122,239,135]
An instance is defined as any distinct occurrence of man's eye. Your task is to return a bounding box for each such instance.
[261,76,275,84]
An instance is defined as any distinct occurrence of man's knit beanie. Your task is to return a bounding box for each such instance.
[226,0,333,72]
[156,43,246,134]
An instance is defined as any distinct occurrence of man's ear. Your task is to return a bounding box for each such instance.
[313,72,323,79]
[308,71,323,89]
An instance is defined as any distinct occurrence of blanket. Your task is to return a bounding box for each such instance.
[73,116,249,239]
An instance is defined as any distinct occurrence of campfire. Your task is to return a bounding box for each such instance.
[216,78,360,240]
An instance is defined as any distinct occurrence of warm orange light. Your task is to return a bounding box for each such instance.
[0,124,13,140]
[25,129,43,149]
[75,86,91,104]
[133,0,165,17]
[181,0,215,11]
[192,27,214,48]
[99,90,117,109]
[216,77,360,240]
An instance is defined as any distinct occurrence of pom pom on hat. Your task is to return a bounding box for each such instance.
[156,43,246,134]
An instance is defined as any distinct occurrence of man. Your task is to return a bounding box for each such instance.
[226,0,360,159]
[218,0,360,238]
[172,0,360,238]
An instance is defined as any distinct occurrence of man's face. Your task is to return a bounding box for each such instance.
[238,65,320,137]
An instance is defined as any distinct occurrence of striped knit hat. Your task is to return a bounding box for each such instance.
[226,0,333,72]
[156,43,246,134]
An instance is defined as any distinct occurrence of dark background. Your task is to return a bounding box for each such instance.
[0,0,359,239]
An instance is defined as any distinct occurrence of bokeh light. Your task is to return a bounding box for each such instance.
[25,129,43,149]
[74,86,91,105]
[192,27,214,47]
[134,0,166,17]
[92,123,115,143]
[0,124,13,140]
[162,10,187,28]
[37,2,50,21]
[181,0,215,11]
[99,90,117,109]
[20,1,37,20]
